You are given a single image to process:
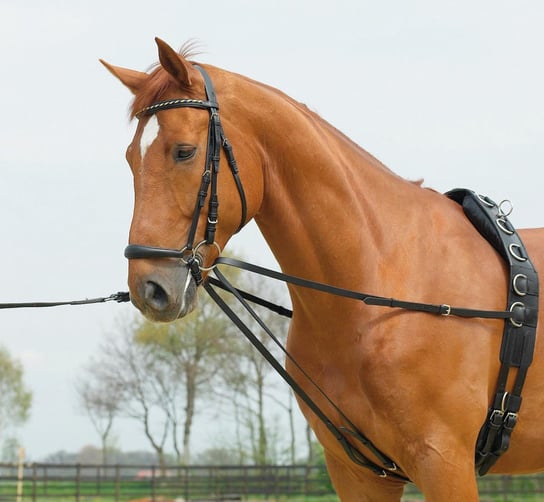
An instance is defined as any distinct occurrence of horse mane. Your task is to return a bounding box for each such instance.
[130,41,203,119]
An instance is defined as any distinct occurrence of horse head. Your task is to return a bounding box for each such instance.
[102,38,264,322]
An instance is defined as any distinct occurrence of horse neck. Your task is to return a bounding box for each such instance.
[226,77,433,290]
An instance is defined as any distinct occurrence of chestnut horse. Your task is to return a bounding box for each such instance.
[102,38,544,501]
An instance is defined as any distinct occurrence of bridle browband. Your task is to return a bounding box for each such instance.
[124,64,247,284]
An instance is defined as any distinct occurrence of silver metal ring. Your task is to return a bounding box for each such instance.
[193,240,222,271]
[500,392,509,412]
[509,243,527,262]
[509,301,525,328]
[512,274,528,296]
[177,246,193,265]
[498,199,514,218]
[496,217,514,235]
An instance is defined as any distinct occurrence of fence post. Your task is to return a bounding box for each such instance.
[115,464,120,502]
[31,463,37,502]
[184,465,189,502]
[43,464,48,496]
[16,447,24,502]
[75,463,81,502]
[96,464,101,495]
[151,465,156,501]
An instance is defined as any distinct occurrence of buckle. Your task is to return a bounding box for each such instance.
[504,412,518,430]
[440,304,451,316]
[490,409,505,426]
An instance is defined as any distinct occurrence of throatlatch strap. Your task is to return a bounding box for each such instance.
[447,189,539,475]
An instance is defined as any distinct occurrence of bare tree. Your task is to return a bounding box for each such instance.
[86,321,173,470]
[217,273,293,464]
[135,295,237,464]
[76,258,310,468]
[75,365,121,465]
[78,294,238,467]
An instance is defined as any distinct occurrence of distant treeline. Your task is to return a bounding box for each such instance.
[41,445,173,465]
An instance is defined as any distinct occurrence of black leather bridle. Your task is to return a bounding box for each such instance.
[124,64,247,285]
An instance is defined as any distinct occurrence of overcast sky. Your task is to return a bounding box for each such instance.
[1,0,543,460]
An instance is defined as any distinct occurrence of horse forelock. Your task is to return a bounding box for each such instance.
[130,42,202,119]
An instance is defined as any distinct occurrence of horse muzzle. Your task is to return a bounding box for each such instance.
[128,258,198,322]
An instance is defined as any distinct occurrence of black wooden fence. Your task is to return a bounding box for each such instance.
[0,463,332,501]
[2,463,544,501]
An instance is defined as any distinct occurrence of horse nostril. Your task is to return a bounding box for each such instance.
[143,281,169,311]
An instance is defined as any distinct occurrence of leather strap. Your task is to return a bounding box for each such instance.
[446,189,539,475]
[0,292,130,309]
[204,269,408,481]
[211,256,516,321]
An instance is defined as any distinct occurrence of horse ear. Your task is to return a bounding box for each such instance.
[155,37,193,87]
[100,59,147,95]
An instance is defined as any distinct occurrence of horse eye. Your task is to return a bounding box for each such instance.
[173,145,196,162]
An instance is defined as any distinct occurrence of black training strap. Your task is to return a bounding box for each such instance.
[0,292,130,309]
[204,269,408,481]
[211,256,515,321]
[446,189,539,475]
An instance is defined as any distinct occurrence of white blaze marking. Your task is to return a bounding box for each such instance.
[139,115,160,161]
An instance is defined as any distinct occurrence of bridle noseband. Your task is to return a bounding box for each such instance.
[124,65,247,284]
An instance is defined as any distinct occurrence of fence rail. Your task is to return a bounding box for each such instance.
[2,463,544,501]
[0,463,332,501]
